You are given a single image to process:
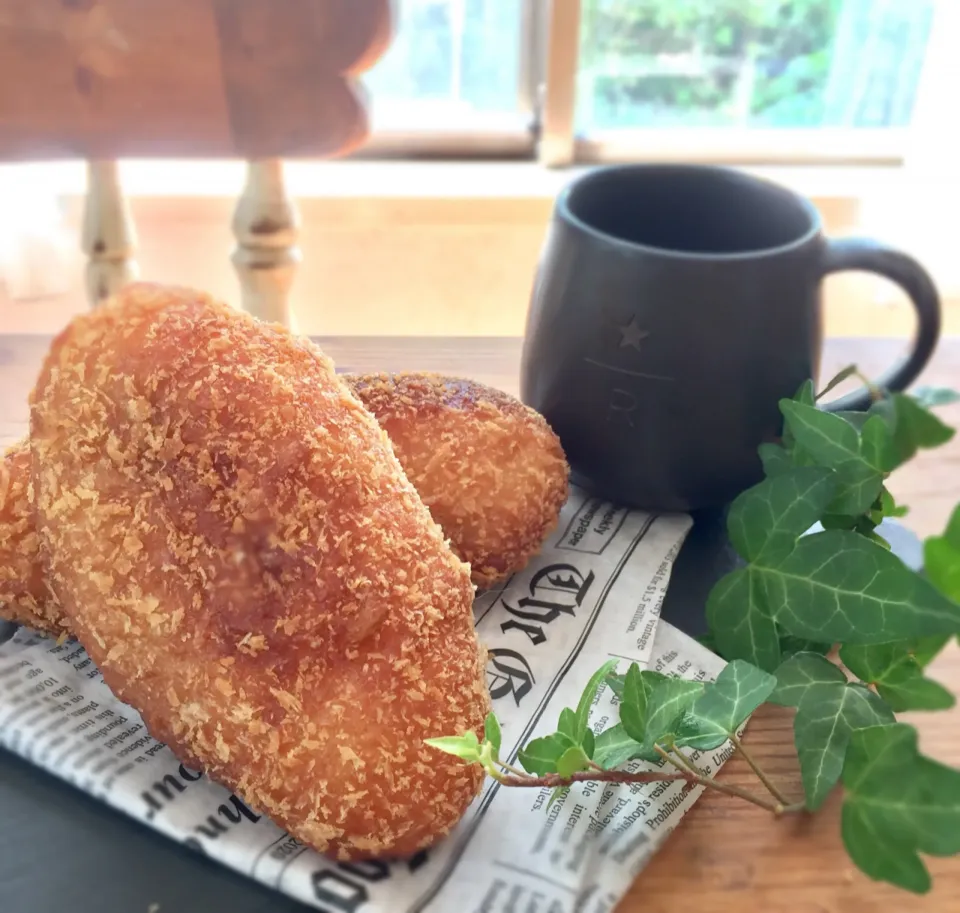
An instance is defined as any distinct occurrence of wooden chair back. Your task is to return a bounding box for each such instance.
[0,0,394,328]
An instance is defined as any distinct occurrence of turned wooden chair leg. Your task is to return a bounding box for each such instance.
[82,160,139,307]
[231,159,301,331]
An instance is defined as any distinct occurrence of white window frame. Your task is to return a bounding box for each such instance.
[537,0,953,170]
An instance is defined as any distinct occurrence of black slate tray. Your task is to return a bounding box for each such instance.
[0,514,922,913]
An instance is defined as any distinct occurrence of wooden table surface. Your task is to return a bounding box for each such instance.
[1,332,959,912]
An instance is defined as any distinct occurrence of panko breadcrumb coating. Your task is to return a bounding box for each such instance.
[0,442,65,636]
[28,282,490,861]
[0,372,570,629]
[345,372,570,587]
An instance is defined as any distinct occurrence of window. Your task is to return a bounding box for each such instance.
[358,0,540,156]
[355,0,950,167]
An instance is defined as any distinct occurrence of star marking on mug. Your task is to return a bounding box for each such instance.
[617,317,649,351]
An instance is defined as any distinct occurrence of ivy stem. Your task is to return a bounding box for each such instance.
[496,760,531,778]
[496,769,693,788]
[654,746,783,814]
[668,747,710,779]
[729,733,791,805]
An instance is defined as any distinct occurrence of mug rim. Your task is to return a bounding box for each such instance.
[556,162,823,262]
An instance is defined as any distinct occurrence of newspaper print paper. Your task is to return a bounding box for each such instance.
[0,487,731,913]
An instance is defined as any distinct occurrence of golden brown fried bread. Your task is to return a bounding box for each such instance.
[0,441,64,636]
[0,370,571,631]
[345,372,569,587]
[30,283,490,861]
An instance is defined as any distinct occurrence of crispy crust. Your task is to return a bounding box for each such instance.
[0,441,65,637]
[345,372,570,587]
[29,283,489,861]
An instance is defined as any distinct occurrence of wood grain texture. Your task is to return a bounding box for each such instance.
[0,333,958,908]
[0,0,392,160]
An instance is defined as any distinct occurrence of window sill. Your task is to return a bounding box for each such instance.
[2,159,917,204]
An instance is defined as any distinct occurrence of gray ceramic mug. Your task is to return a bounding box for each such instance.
[520,164,941,513]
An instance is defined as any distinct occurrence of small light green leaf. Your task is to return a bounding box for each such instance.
[483,713,502,756]
[424,731,481,762]
[518,736,566,776]
[706,567,781,673]
[794,681,895,810]
[674,660,777,751]
[923,503,960,603]
[842,723,960,893]
[840,643,955,712]
[726,466,836,564]
[769,651,846,708]
[910,386,960,408]
[558,708,578,742]
[765,530,960,644]
[758,442,792,477]
[574,659,618,743]
[593,724,644,770]
[556,745,590,778]
[816,363,858,401]
[582,727,596,759]
[643,678,705,749]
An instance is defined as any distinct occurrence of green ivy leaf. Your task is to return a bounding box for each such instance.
[860,414,897,473]
[764,529,960,643]
[556,745,591,778]
[618,665,669,758]
[642,678,705,750]
[778,635,832,661]
[780,400,862,468]
[923,504,960,603]
[879,486,909,518]
[769,651,846,707]
[779,400,887,515]
[910,634,951,668]
[605,672,624,699]
[834,410,870,432]
[726,466,837,564]
[910,386,960,408]
[794,681,895,810]
[483,713,502,757]
[593,724,644,770]
[582,727,596,759]
[574,659,618,743]
[424,731,481,763]
[674,660,777,751]
[706,567,781,672]
[842,723,960,893]
[518,735,567,776]
[887,393,955,468]
[558,708,578,742]
[758,442,792,477]
[840,643,955,712]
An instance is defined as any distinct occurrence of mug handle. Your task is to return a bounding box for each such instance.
[819,237,941,413]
